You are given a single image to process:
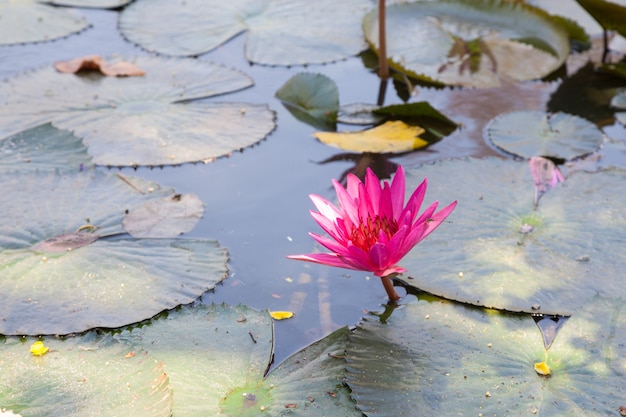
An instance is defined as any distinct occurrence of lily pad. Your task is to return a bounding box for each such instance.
[313,121,428,153]
[116,304,360,417]
[0,55,276,166]
[485,110,603,159]
[396,158,626,315]
[611,88,626,125]
[123,193,204,238]
[0,333,172,417]
[0,0,88,46]
[0,124,92,174]
[119,0,371,65]
[363,0,571,88]
[345,295,626,416]
[0,171,229,334]
[275,72,339,130]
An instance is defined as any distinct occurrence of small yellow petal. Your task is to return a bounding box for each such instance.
[534,361,550,376]
[30,341,49,356]
[269,311,294,320]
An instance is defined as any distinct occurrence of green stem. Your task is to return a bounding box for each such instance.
[381,274,400,302]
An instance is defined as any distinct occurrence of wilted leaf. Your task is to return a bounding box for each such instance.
[123,193,204,238]
[54,55,146,76]
[0,0,88,46]
[119,0,371,65]
[275,73,339,130]
[314,121,427,153]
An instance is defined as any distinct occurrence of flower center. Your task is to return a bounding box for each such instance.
[350,215,398,251]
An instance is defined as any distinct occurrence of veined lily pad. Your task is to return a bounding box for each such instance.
[0,171,228,334]
[0,124,92,174]
[313,121,428,153]
[0,334,172,417]
[275,72,339,130]
[119,0,371,65]
[0,0,88,46]
[116,304,360,417]
[485,110,603,159]
[0,55,276,166]
[363,0,571,88]
[396,158,626,315]
[345,295,626,416]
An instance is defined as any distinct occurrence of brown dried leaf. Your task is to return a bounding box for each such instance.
[54,55,145,77]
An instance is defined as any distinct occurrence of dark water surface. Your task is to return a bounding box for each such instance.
[2,6,625,369]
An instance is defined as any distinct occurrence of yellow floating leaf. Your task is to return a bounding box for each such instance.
[29,341,49,356]
[313,121,427,153]
[534,361,550,376]
[269,311,294,320]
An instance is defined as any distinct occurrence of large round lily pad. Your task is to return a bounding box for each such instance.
[345,295,626,416]
[396,158,626,315]
[0,333,172,417]
[485,110,603,159]
[0,124,92,174]
[363,0,570,87]
[115,304,360,416]
[0,55,276,166]
[118,0,370,65]
[0,0,88,46]
[0,171,229,335]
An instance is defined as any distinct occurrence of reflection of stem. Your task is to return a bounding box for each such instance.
[381,274,400,302]
[378,0,389,80]
[376,78,388,106]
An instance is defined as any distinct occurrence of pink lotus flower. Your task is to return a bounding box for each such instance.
[288,166,456,300]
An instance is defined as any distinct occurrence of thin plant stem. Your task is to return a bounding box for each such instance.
[381,274,400,302]
[378,0,389,80]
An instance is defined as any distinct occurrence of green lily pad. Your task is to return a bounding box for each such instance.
[0,55,276,166]
[345,295,626,416]
[118,0,370,65]
[485,110,603,160]
[0,333,172,417]
[396,158,626,315]
[575,0,626,37]
[44,0,132,8]
[115,304,360,417]
[0,124,92,174]
[275,73,339,130]
[363,0,570,88]
[0,0,88,46]
[0,171,228,335]
[122,193,204,238]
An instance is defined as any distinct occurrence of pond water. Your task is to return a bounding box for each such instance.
[1,4,625,373]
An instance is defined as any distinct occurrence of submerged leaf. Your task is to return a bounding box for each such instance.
[0,55,275,166]
[363,0,570,87]
[119,0,371,65]
[314,121,427,153]
[485,110,603,160]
